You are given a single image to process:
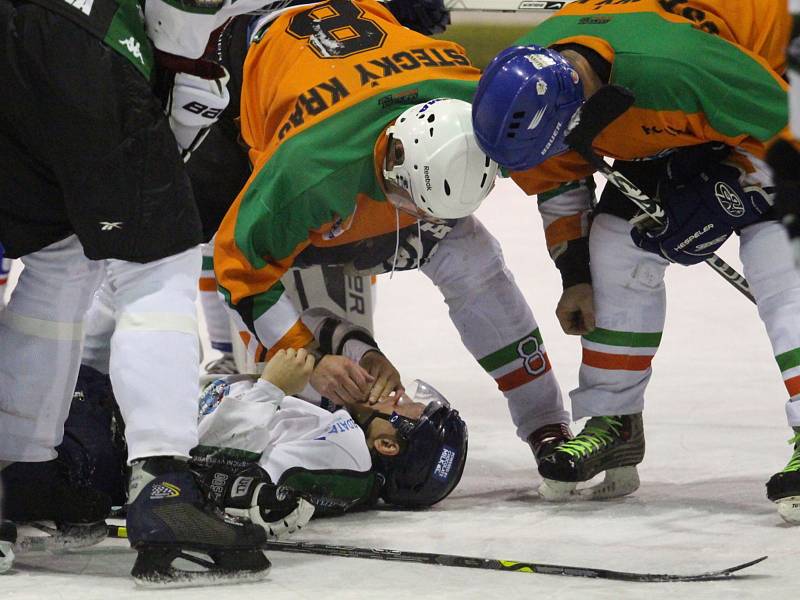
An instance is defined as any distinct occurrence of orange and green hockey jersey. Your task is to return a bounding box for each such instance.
[214,0,480,358]
[507,0,792,264]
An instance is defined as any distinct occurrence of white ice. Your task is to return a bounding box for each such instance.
[4,178,797,599]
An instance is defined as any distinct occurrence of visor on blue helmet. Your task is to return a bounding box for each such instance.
[472,45,585,171]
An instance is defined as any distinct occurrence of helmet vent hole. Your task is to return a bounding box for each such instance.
[485,156,491,167]
[481,173,487,187]
[414,138,419,144]
[513,111,525,119]
[444,180,451,196]
[427,114,435,123]
[414,165,419,170]
[509,122,521,130]
[420,195,427,204]
[400,117,406,123]
[429,128,434,137]
[507,132,516,138]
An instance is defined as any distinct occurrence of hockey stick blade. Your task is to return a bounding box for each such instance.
[261,540,766,583]
[564,85,756,304]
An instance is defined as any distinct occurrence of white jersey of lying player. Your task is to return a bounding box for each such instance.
[196,375,372,495]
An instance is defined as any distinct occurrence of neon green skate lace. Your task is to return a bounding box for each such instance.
[556,417,622,458]
[782,432,800,473]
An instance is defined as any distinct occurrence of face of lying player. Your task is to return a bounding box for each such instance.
[365,394,426,457]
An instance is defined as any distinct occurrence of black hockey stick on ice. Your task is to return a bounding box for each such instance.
[563,85,756,304]
[106,525,765,582]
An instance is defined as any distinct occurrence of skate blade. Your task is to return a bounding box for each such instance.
[538,479,578,502]
[0,542,14,574]
[133,564,270,589]
[776,495,800,525]
[577,466,640,500]
[538,466,640,502]
[132,548,271,588]
[14,521,107,554]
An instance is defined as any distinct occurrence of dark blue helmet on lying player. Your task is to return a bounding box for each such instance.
[472,45,585,171]
[365,381,468,507]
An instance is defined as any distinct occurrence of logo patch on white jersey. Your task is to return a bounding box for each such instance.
[527,106,547,130]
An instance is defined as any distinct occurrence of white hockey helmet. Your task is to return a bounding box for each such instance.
[383,98,498,219]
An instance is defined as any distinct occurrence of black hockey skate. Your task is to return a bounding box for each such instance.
[1,459,111,553]
[126,457,269,587]
[766,429,800,524]
[0,521,16,573]
[527,423,573,465]
[538,414,645,501]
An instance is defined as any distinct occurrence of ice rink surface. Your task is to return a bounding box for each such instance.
[4,178,799,598]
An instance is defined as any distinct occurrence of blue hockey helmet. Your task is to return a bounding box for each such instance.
[472,45,584,171]
[368,381,468,508]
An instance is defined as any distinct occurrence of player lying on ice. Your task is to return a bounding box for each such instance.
[471,0,800,523]
[2,308,467,547]
[194,332,468,520]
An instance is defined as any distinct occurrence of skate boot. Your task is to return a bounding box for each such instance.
[538,414,645,501]
[0,521,16,574]
[127,457,269,587]
[766,428,800,524]
[1,459,111,551]
[527,423,573,466]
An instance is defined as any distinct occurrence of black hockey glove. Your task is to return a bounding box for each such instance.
[384,0,451,35]
[631,160,773,265]
[767,139,800,243]
[199,465,315,538]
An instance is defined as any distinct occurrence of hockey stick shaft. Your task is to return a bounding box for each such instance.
[105,525,765,582]
[444,1,574,12]
[564,85,756,304]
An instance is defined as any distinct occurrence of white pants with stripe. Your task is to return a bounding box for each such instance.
[0,235,202,463]
[574,213,800,428]
[422,217,568,440]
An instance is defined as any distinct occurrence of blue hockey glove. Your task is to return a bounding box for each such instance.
[384,0,450,35]
[631,161,773,265]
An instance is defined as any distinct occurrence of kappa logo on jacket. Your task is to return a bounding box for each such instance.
[119,37,145,65]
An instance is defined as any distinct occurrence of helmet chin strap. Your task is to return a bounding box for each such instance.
[390,206,400,280]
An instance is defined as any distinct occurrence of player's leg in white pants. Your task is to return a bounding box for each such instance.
[104,246,202,461]
[0,235,105,462]
[421,216,568,440]
[82,273,114,374]
[570,213,669,419]
[740,221,800,428]
[199,240,234,356]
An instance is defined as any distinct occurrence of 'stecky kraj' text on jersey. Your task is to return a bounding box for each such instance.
[214,0,480,357]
